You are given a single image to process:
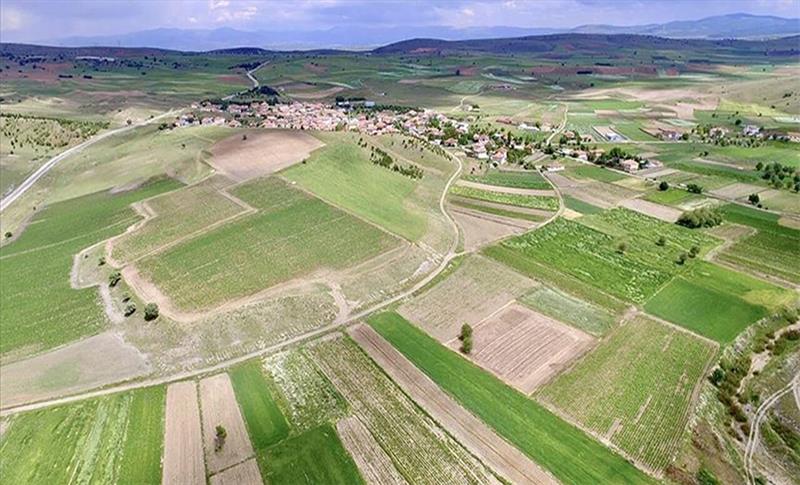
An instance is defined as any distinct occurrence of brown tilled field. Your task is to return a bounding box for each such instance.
[199,373,255,474]
[163,381,206,485]
[209,458,263,485]
[458,303,595,393]
[451,207,530,251]
[337,416,408,485]
[618,198,682,222]
[209,130,324,181]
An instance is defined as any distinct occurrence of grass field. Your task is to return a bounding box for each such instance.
[567,165,628,183]
[451,198,547,221]
[538,316,716,472]
[110,177,245,263]
[643,188,704,207]
[717,204,800,284]
[463,169,551,189]
[283,135,428,241]
[136,177,398,310]
[562,194,604,214]
[368,312,655,484]
[259,424,364,485]
[0,386,165,484]
[0,178,181,357]
[450,185,559,211]
[519,286,617,336]
[644,261,794,343]
[229,360,290,450]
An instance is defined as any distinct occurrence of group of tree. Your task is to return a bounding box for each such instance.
[459,324,473,354]
[676,207,723,229]
[368,145,423,179]
[755,161,800,192]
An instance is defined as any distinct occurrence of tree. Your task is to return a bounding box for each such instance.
[242,133,248,141]
[616,242,628,254]
[687,183,703,194]
[748,193,760,205]
[677,207,723,229]
[689,245,700,258]
[124,303,136,317]
[4,231,12,239]
[214,425,227,452]
[459,323,473,341]
[144,303,159,321]
[658,181,669,191]
[656,236,666,246]
[98,256,106,266]
[676,252,688,265]
[108,270,122,287]
[460,335,473,354]
[755,161,764,171]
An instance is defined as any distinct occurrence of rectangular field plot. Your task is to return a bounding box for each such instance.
[644,262,794,343]
[259,424,363,485]
[399,255,537,341]
[163,381,205,485]
[368,312,654,485]
[136,177,398,310]
[309,335,499,485]
[0,178,181,357]
[717,204,800,284]
[520,286,617,336]
[464,169,551,190]
[0,386,165,485]
[199,373,256,474]
[463,303,595,393]
[110,177,247,263]
[336,417,408,485]
[538,316,716,473]
[565,165,627,183]
[229,361,290,450]
[450,185,559,211]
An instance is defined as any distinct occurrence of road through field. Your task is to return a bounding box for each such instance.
[0,110,177,212]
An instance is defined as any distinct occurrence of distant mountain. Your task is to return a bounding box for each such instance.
[40,14,800,51]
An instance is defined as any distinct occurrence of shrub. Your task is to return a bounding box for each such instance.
[98,256,106,266]
[4,231,11,238]
[460,335,473,354]
[687,183,703,194]
[658,181,669,191]
[748,193,760,205]
[124,303,136,316]
[689,245,700,258]
[677,207,723,229]
[214,425,227,452]
[143,303,159,321]
[108,270,122,287]
[656,236,666,246]
[697,468,720,485]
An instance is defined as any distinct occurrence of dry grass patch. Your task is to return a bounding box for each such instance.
[209,130,323,181]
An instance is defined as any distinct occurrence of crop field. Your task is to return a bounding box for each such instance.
[485,209,719,304]
[259,424,364,485]
[562,194,604,214]
[110,177,247,263]
[519,286,617,336]
[310,335,499,484]
[283,133,430,241]
[0,178,181,358]
[562,181,641,208]
[136,177,398,310]
[451,198,547,222]
[398,255,537,341]
[263,349,348,431]
[566,165,628,183]
[716,204,800,284]
[0,386,165,484]
[463,169,551,189]
[368,312,654,485]
[538,316,716,473]
[644,261,794,342]
[643,188,704,207]
[450,184,559,211]
[229,361,290,450]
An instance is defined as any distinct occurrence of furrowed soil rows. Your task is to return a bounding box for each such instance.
[538,315,716,473]
[162,381,205,485]
[337,417,408,485]
[309,335,499,485]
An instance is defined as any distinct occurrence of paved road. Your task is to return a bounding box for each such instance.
[0,111,176,212]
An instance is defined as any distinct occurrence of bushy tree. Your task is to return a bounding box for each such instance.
[214,425,227,452]
[687,183,703,194]
[748,193,760,205]
[108,270,121,287]
[124,303,136,317]
[656,236,666,247]
[144,302,159,321]
[677,207,723,229]
[459,323,473,354]
[658,181,669,191]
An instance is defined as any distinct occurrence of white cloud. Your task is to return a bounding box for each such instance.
[462,7,475,16]
[0,6,23,32]
[188,16,198,23]
[209,0,230,10]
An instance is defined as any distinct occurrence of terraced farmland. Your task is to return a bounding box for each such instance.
[368,312,655,485]
[136,177,398,310]
[538,315,717,473]
[0,178,181,357]
[450,185,559,210]
[110,176,247,263]
[0,386,165,484]
[309,335,499,485]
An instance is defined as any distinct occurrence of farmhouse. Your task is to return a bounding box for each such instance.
[619,159,639,173]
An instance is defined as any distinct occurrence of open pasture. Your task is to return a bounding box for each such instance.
[462,303,595,393]
[368,312,655,485]
[0,178,180,358]
[110,176,247,263]
[135,177,398,310]
[398,255,537,341]
[209,130,324,182]
[0,386,165,485]
[538,315,716,473]
[310,335,498,485]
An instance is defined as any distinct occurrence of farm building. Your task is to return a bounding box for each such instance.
[619,159,639,173]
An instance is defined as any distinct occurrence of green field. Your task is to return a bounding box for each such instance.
[463,169,551,189]
[717,204,800,284]
[259,424,364,485]
[643,188,704,207]
[645,261,794,342]
[538,316,716,472]
[0,178,181,357]
[563,194,604,214]
[520,286,617,335]
[0,386,165,484]
[450,185,559,210]
[451,198,547,221]
[567,165,628,183]
[230,360,291,450]
[283,135,428,241]
[137,177,398,310]
[111,177,245,263]
[369,312,654,484]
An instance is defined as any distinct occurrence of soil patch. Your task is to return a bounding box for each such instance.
[451,206,529,251]
[210,458,263,485]
[709,183,766,200]
[199,373,256,474]
[618,198,682,223]
[163,381,205,485]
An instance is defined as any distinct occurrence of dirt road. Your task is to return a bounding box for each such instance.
[349,323,558,485]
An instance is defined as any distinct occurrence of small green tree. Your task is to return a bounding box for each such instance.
[460,335,473,354]
[658,181,669,191]
[616,242,628,254]
[98,256,106,266]
[689,245,700,258]
[687,183,703,194]
[108,270,122,287]
[4,231,11,239]
[214,425,227,452]
[459,323,473,341]
[676,252,688,265]
[124,302,136,317]
[144,303,159,321]
[748,193,760,205]
[656,236,666,247]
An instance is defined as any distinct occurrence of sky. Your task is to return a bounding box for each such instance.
[1,0,798,43]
